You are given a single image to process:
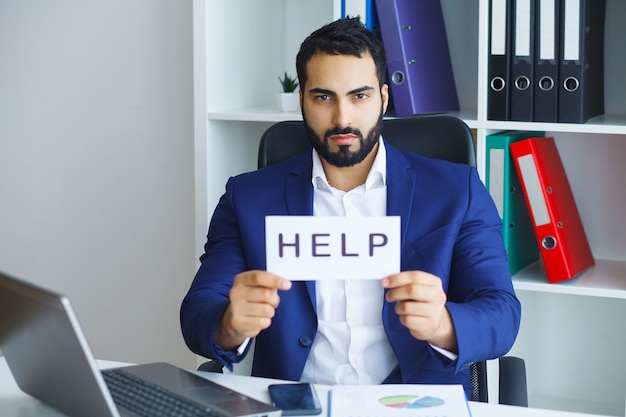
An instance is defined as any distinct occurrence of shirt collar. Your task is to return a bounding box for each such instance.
[311,137,387,192]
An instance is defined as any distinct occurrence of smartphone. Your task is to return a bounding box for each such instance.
[268,383,322,416]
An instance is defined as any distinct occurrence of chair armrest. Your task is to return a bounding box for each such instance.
[499,356,528,407]
[197,360,224,373]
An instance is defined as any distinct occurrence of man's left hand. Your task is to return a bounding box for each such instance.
[382,271,458,353]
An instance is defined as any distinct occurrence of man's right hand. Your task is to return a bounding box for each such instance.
[215,270,292,351]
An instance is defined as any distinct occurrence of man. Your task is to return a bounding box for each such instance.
[180,17,520,395]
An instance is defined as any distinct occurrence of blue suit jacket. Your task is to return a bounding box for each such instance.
[181,142,521,393]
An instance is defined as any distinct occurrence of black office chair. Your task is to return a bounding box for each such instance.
[257,114,476,169]
[200,115,528,407]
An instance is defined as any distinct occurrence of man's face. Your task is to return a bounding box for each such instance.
[300,52,389,168]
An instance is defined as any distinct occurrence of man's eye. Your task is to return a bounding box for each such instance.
[354,93,368,100]
[316,95,331,101]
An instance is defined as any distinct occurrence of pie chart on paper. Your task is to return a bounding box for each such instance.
[378,395,445,409]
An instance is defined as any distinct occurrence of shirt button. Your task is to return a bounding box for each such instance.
[299,336,313,347]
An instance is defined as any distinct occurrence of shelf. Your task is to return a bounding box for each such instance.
[208,106,303,122]
[478,114,626,135]
[513,259,626,299]
[207,106,480,128]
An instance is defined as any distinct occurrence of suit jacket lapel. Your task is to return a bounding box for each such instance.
[285,153,314,216]
[283,153,317,310]
[385,142,417,250]
[383,143,421,369]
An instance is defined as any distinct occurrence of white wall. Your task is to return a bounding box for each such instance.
[0,0,196,368]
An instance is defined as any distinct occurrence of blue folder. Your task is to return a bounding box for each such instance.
[374,0,459,117]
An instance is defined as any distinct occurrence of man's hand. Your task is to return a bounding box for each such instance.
[215,270,291,351]
[382,271,458,353]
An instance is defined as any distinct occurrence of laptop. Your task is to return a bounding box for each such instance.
[0,270,281,417]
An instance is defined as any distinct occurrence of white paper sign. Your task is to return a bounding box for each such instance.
[265,216,400,281]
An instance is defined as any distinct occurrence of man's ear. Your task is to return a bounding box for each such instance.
[381,84,390,114]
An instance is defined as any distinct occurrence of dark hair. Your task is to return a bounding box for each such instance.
[295,16,387,92]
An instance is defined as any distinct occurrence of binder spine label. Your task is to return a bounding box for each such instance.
[563,0,581,61]
[491,0,507,55]
[538,0,557,60]
[515,0,532,57]
[489,148,505,217]
[517,154,550,226]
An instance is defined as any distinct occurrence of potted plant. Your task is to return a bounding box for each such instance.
[276,72,300,112]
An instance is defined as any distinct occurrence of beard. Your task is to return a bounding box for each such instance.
[303,108,384,168]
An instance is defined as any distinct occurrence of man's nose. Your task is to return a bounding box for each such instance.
[332,99,352,128]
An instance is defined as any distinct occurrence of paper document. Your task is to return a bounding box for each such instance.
[328,384,470,417]
[265,216,400,281]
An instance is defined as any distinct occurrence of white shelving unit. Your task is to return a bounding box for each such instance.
[193,0,626,415]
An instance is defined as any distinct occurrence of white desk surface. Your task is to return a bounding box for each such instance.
[0,357,616,417]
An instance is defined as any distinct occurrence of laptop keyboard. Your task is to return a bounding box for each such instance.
[102,368,228,417]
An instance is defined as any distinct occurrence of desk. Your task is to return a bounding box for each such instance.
[0,357,616,417]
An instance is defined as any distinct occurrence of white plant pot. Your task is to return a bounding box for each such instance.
[276,92,300,112]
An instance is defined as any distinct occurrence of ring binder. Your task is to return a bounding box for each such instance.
[374,0,459,116]
[557,0,606,123]
[488,0,513,121]
[510,136,594,283]
[510,0,535,121]
[533,0,560,122]
[486,130,543,276]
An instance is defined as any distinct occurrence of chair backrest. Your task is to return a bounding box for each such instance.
[257,114,476,169]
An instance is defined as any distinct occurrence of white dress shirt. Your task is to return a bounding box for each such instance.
[299,139,398,385]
